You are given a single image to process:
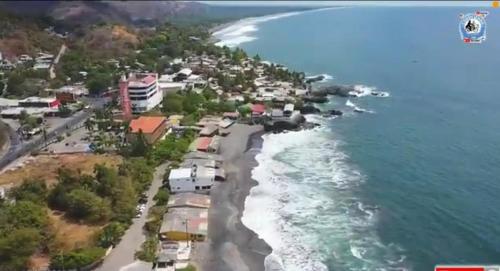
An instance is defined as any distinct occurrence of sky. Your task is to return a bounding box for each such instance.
[199,1,492,7]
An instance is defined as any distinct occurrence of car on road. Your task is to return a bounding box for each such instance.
[135,203,146,218]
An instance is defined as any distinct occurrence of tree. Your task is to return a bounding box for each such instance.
[129,130,150,157]
[86,73,112,95]
[153,189,169,206]
[253,54,261,62]
[84,118,94,132]
[50,247,105,270]
[0,228,42,271]
[66,189,111,223]
[162,94,183,113]
[96,222,126,247]
[9,179,48,205]
[0,201,48,232]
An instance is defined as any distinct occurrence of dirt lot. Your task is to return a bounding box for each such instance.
[0,153,123,187]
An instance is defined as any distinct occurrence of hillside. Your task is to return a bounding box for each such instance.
[0,11,62,59]
[0,1,314,27]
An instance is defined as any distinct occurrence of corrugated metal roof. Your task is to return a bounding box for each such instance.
[196,137,212,151]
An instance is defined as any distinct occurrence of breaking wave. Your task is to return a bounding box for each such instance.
[213,8,341,48]
[346,99,375,114]
[306,73,334,82]
[243,115,408,271]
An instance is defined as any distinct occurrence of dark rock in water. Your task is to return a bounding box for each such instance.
[290,113,306,124]
[302,122,320,130]
[319,85,353,97]
[299,104,321,114]
[264,113,306,132]
[305,75,325,84]
[329,109,343,116]
[303,95,328,103]
[311,88,328,97]
[264,120,297,132]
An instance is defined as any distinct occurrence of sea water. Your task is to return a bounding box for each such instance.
[215,6,500,271]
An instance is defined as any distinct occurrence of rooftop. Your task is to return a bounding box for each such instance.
[167,192,211,209]
[129,116,166,134]
[128,73,157,87]
[196,137,212,151]
[160,208,208,236]
[169,168,192,180]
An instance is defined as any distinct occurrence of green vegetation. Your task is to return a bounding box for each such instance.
[136,188,169,262]
[135,235,158,262]
[0,200,48,270]
[96,222,126,248]
[49,247,106,270]
[178,264,197,271]
[150,132,195,164]
[153,189,170,206]
[0,156,154,270]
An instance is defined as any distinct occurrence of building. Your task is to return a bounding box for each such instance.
[284,104,295,116]
[128,116,167,144]
[223,112,240,120]
[181,158,221,169]
[167,193,211,209]
[127,73,162,113]
[159,207,208,241]
[168,165,215,193]
[271,109,284,118]
[174,68,192,82]
[251,104,266,116]
[199,124,218,137]
[19,97,60,108]
[47,85,88,104]
[195,136,221,153]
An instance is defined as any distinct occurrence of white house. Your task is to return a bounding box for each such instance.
[168,166,215,193]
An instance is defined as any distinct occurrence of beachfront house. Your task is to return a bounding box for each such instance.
[168,166,215,193]
[167,193,211,209]
[159,207,208,241]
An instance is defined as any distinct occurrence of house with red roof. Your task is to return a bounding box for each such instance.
[127,116,167,144]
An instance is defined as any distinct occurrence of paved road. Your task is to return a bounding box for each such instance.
[0,97,109,171]
[96,162,169,271]
[50,44,67,80]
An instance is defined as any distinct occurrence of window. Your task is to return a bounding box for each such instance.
[195,186,200,190]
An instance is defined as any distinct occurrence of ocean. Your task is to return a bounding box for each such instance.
[214,6,500,271]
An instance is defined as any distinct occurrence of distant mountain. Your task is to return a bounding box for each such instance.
[0,1,313,27]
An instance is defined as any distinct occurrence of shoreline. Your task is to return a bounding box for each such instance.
[193,124,271,271]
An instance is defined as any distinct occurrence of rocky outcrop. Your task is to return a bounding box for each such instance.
[299,104,321,114]
[303,95,328,103]
[319,85,353,97]
[328,109,343,116]
[305,75,325,84]
[264,113,308,133]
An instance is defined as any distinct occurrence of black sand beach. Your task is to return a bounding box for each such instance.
[193,123,271,271]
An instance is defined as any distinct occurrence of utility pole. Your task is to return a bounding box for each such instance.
[184,218,189,247]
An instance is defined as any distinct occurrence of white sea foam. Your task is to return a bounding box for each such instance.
[346,99,374,114]
[243,117,408,270]
[305,73,334,83]
[213,8,341,48]
[349,84,377,97]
